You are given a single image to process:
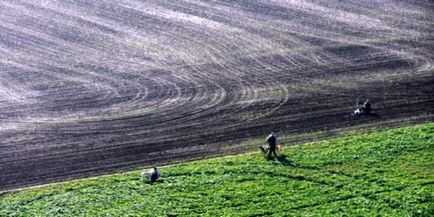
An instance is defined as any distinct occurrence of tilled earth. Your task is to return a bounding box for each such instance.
[0,0,433,191]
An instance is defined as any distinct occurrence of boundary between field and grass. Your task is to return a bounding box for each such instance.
[1,119,432,196]
[1,122,433,216]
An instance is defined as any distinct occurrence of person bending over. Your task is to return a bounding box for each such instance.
[151,167,160,182]
[363,99,371,114]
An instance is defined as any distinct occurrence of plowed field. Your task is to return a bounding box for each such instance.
[1,0,433,191]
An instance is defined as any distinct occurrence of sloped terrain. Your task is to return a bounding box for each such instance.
[1,123,433,216]
[0,0,433,191]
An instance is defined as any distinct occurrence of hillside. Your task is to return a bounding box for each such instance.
[1,0,434,192]
[1,123,433,216]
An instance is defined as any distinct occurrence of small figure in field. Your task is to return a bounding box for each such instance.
[259,143,282,156]
[363,99,371,114]
[150,167,160,182]
[266,132,278,158]
[354,99,372,115]
[141,167,161,183]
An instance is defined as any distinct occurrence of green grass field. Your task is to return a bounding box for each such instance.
[1,123,433,216]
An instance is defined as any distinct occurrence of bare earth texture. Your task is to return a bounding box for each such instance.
[0,0,433,192]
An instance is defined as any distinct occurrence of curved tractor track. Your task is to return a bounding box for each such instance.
[0,0,433,191]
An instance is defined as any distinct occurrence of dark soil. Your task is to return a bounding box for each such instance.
[0,0,433,192]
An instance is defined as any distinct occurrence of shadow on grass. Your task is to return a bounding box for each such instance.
[273,154,321,170]
[276,154,294,166]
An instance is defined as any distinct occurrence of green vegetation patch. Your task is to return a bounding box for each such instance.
[1,123,433,216]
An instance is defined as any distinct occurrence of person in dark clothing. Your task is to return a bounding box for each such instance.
[266,132,277,158]
[150,167,160,183]
[363,99,371,114]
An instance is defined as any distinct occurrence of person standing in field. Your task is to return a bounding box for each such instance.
[266,132,277,158]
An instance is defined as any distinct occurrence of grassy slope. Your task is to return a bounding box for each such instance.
[1,123,433,216]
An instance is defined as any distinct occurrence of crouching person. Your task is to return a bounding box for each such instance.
[141,167,161,183]
[151,167,160,183]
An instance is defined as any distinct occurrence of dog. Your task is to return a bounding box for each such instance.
[259,145,268,154]
[259,144,283,154]
[276,144,283,152]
